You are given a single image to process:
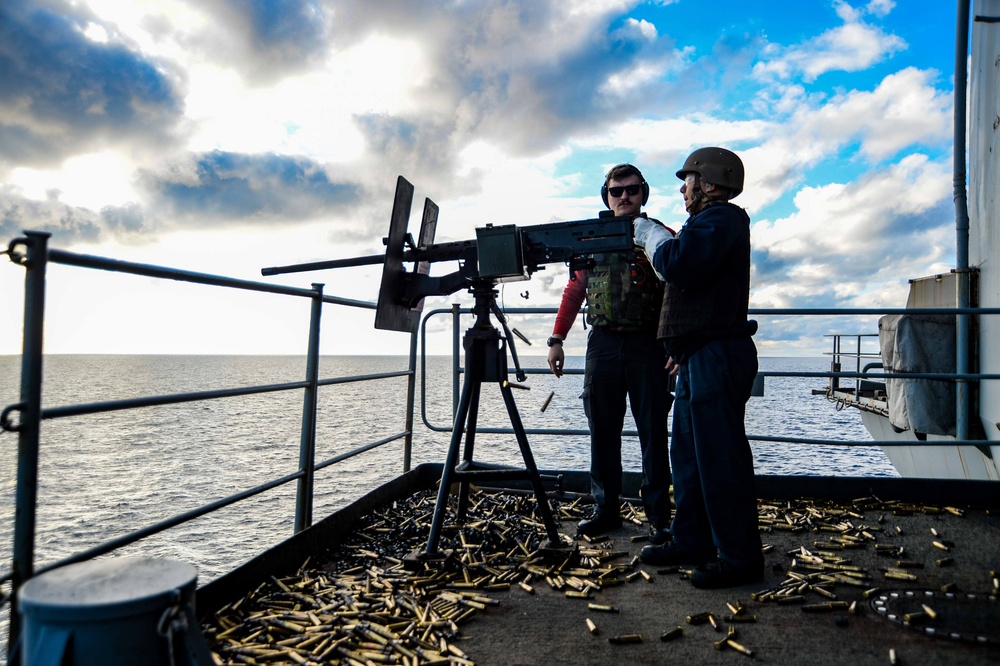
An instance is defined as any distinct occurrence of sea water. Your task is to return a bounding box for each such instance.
[0,354,894,655]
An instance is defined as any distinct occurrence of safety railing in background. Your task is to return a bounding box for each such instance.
[1,231,420,657]
[421,304,1000,450]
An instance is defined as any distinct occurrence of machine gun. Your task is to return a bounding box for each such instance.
[262,176,636,332]
[262,176,638,559]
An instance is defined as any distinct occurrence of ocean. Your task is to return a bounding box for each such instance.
[0,353,894,654]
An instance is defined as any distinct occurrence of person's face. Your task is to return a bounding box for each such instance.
[680,173,702,213]
[606,174,643,216]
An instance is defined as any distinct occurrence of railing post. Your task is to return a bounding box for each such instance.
[954,0,972,441]
[402,324,418,472]
[294,283,324,533]
[9,231,50,658]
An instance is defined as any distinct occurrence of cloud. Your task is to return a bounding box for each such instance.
[751,153,953,310]
[317,1,685,164]
[181,0,331,84]
[740,66,951,212]
[139,150,360,227]
[0,185,153,244]
[752,1,906,83]
[0,1,186,174]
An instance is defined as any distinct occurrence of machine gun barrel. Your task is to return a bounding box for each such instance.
[261,254,384,276]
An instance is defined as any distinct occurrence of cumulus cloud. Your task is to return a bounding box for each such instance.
[752,1,906,83]
[0,1,185,174]
[740,66,951,212]
[139,150,360,227]
[751,153,953,310]
[0,185,154,244]
[180,0,331,84]
[314,0,684,166]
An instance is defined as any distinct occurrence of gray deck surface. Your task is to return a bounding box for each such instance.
[455,506,1000,666]
[202,476,1000,666]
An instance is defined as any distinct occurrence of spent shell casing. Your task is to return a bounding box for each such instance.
[708,613,720,631]
[588,603,619,613]
[921,604,937,620]
[660,626,684,642]
[608,634,643,644]
[801,602,850,612]
[935,557,954,567]
[686,612,713,624]
[889,648,898,665]
[895,560,924,569]
[884,571,918,581]
[586,618,599,635]
[725,639,754,657]
[932,540,950,552]
[724,614,757,622]
[776,595,806,605]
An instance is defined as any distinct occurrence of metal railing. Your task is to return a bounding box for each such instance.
[1,231,421,657]
[5,231,1000,659]
[421,305,1000,449]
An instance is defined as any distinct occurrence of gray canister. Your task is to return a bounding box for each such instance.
[19,557,212,665]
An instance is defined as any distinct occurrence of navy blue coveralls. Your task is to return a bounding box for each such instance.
[649,201,763,571]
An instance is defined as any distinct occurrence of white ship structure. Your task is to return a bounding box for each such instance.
[824,0,1000,481]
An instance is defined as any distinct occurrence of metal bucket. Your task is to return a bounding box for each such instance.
[18,557,212,665]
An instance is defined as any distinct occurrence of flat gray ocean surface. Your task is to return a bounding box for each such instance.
[0,354,893,654]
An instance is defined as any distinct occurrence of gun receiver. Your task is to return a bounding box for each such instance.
[399,215,634,305]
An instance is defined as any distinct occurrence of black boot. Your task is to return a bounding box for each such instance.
[577,510,622,537]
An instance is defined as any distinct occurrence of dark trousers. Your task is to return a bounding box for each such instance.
[582,327,673,527]
[669,336,762,568]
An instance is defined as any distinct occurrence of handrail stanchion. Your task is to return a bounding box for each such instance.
[10,231,51,658]
[954,0,972,443]
[294,283,324,533]
[403,324,419,472]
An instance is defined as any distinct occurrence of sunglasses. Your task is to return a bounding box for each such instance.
[607,184,643,198]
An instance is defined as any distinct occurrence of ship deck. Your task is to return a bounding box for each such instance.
[198,465,1000,666]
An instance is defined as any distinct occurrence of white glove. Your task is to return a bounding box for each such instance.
[633,218,673,281]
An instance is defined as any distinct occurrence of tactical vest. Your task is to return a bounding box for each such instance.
[586,251,663,332]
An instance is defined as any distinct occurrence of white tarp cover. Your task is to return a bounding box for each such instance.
[878,314,956,436]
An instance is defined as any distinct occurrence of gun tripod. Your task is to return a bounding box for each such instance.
[420,279,566,558]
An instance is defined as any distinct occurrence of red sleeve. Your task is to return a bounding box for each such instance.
[552,269,588,338]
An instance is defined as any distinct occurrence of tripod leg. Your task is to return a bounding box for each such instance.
[425,360,479,555]
[499,381,562,546]
[456,377,481,521]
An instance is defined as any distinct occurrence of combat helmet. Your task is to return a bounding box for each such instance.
[676,147,744,198]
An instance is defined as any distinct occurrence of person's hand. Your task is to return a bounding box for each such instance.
[632,218,673,280]
[664,355,680,376]
[547,343,565,378]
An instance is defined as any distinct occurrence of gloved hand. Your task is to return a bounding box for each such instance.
[633,218,673,280]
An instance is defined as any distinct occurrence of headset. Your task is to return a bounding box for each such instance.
[600,163,650,208]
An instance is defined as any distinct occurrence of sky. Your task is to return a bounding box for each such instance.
[0,0,962,357]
